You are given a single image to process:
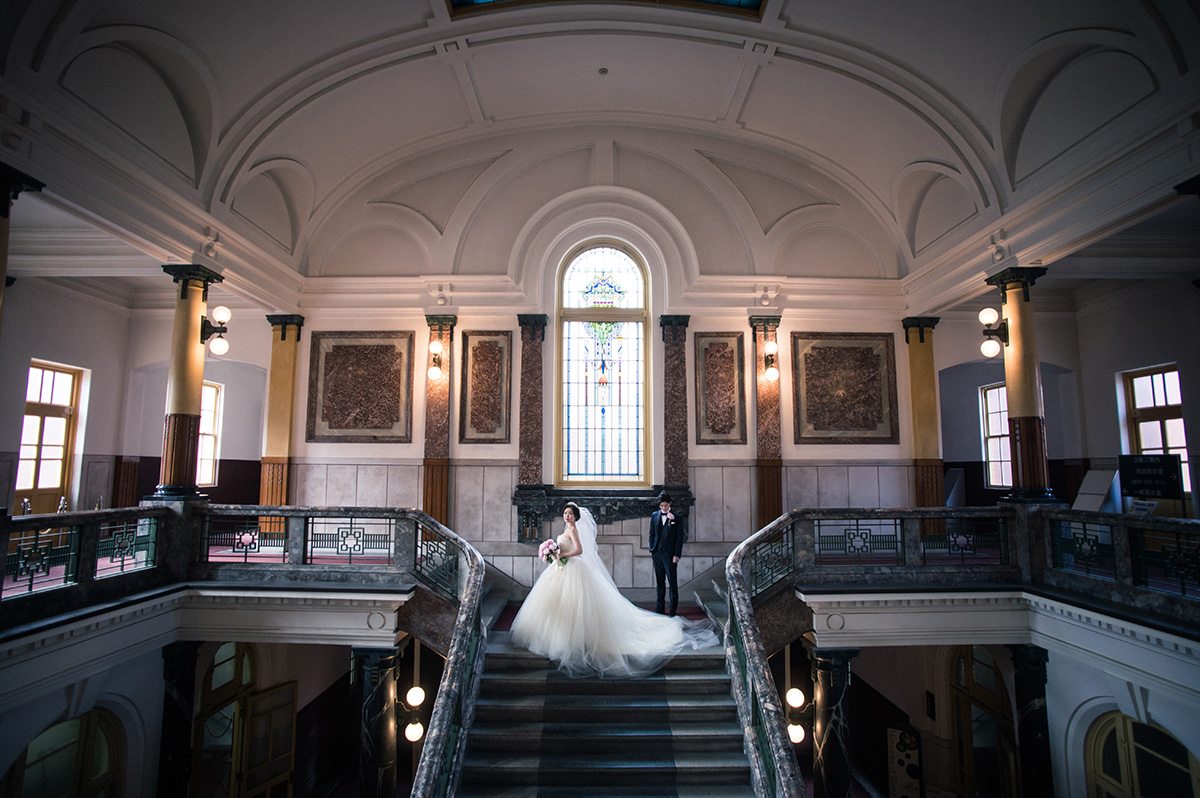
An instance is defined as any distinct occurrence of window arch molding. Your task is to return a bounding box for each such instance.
[516,188,696,486]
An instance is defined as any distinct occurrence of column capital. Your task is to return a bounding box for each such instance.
[986,266,1048,303]
[901,316,940,344]
[425,314,457,335]
[0,163,45,218]
[518,313,548,341]
[748,314,781,333]
[659,314,689,342]
[266,314,305,341]
[162,264,223,300]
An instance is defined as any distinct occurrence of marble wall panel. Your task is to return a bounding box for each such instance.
[848,466,880,508]
[82,456,113,510]
[633,554,655,588]
[817,466,850,508]
[879,466,912,507]
[692,466,725,543]
[452,465,484,538]
[325,465,358,506]
[514,553,535,587]
[598,543,615,578]
[294,464,327,505]
[785,465,820,512]
[356,465,388,507]
[612,542,633,587]
[722,466,753,541]
[387,465,420,508]
[482,466,514,542]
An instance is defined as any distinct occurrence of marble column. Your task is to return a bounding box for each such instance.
[808,646,858,798]
[0,163,44,344]
[750,315,782,528]
[1009,644,1053,798]
[354,646,400,798]
[260,314,305,506]
[423,315,456,525]
[902,317,944,508]
[660,315,690,490]
[156,265,224,498]
[985,267,1054,501]
[515,315,548,542]
[157,641,201,796]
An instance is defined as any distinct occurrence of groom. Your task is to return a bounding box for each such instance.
[648,492,687,616]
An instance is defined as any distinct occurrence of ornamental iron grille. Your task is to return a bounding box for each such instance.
[559,245,646,484]
[749,523,795,597]
[305,517,395,565]
[95,517,157,578]
[921,517,1009,565]
[1131,526,1200,598]
[202,514,288,563]
[1,525,79,599]
[1051,520,1117,581]
[814,519,903,566]
[415,524,459,600]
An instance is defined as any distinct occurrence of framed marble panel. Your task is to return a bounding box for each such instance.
[459,330,512,443]
[694,331,746,444]
[791,331,899,444]
[306,331,413,442]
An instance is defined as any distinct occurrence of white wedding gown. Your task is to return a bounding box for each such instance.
[510,508,719,678]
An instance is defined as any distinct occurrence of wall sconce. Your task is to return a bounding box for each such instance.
[763,338,780,382]
[201,305,232,355]
[403,684,426,742]
[427,339,444,380]
[978,307,1008,358]
[786,686,809,743]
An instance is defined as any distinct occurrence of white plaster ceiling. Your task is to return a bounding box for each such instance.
[2,0,1198,313]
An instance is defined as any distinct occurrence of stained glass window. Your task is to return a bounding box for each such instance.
[558,244,648,484]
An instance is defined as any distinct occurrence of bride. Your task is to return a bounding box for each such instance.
[510,502,719,677]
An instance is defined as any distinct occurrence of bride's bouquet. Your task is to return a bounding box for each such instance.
[538,539,568,567]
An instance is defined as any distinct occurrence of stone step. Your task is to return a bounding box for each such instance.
[477,666,733,696]
[473,691,740,724]
[456,784,756,798]
[467,720,746,753]
[459,750,752,787]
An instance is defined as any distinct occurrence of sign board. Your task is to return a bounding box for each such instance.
[1118,454,1184,501]
[887,726,922,798]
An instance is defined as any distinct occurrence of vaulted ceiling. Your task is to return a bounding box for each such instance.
[3,0,1198,314]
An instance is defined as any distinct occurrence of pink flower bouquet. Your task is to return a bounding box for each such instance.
[538,538,568,567]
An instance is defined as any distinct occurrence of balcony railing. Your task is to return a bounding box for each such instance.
[725,503,1200,798]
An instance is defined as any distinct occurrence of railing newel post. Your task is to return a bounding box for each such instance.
[903,516,922,567]
[1112,516,1136,587]
[286,514,305,564]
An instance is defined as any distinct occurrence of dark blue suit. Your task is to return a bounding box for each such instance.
[649,509,686,615]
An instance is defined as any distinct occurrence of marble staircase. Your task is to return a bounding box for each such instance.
[457,631,754,798]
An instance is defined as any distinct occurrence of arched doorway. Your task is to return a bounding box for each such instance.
[0,707,125,796]
[949,645,1018,797]
[1087,712,1200,797]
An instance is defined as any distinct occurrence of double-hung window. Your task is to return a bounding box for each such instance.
[981,383,1011,489]
[1124,366,1190,494]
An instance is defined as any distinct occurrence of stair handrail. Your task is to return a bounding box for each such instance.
[410,514,488,798]
[726,512,804,798]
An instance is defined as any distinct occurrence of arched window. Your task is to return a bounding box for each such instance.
[0,708,125,796]
[556,242,649,486]
[949,645,1018,798]
[1087,712,1200,797]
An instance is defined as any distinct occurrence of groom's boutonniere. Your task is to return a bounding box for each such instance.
[665,512,675,521]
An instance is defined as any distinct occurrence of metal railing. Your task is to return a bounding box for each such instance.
[724,503,1200,798]
[2,506,170,603]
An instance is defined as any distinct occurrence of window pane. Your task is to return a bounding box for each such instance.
[198,460,215,486]
[561,247,644,309]
[16,460,35,490]
[26,367,43,402]
[1132,375,1154,409]
[1000,462,1011,487]
[199,436,215,460]
[1163,370,1182,405]
[1164,418,1187,447]
[21,415,41,445]
[199,411,215,435]
[1138,421,1163,451]
[40,370,55,403]
[38,460,63,489]
[50,371,74,406]
[42,445,64,461]
[20,445,38,460]
[42,416,67,446]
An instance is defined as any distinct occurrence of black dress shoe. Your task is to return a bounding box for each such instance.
[654,605,665,614]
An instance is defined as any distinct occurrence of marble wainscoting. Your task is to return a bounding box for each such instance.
[292,462,424,508]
